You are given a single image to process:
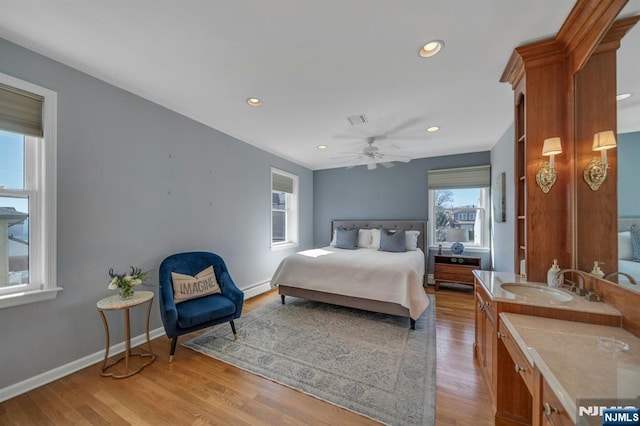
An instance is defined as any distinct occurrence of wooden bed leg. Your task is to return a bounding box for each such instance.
[281,295,285,304]
[410,319,416,330]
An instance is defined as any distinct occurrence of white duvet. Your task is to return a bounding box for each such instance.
[270,247,429,320]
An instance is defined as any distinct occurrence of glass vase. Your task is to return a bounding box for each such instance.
[119,285,135,299]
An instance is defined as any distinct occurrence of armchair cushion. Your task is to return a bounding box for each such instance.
[176,293,236,329]
[171,265,221,304]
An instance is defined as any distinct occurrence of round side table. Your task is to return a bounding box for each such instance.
[97,290,156,378]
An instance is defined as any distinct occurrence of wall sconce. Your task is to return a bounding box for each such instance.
[536,137,562,193]
[584,130,616,191]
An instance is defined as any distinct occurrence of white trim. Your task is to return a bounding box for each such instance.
[0,286,62,309]
[0,327,166,403]
[242,280,272,299]
[269,242,299,251]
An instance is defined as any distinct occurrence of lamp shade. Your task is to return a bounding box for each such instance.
[592,130,617,151]
[542,137,562,156]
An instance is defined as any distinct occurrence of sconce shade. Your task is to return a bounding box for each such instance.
[542,137,563,156]
[592,130,617,151]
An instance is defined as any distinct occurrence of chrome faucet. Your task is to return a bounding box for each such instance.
[555,269,588,296]
[603,271,638,285]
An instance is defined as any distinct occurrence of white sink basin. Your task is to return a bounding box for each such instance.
[500,283,573,304]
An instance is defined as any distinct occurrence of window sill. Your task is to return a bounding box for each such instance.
[0,287,62,309]
[270,242,299,251]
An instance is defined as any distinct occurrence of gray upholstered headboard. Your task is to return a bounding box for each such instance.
[331,220,427,253]
[619,218,640,232]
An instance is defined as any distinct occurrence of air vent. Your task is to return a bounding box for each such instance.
[346,114,368,126]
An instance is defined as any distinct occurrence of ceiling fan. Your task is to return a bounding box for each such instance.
[331,137,412,170]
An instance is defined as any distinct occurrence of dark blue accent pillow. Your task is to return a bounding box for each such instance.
[631,225,640,262]
[335,227,359,250]
[379,228,406,252]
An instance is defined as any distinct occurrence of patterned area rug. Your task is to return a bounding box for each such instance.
[183,295,436,425]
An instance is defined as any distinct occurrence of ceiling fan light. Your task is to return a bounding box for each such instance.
[419,40,444,58]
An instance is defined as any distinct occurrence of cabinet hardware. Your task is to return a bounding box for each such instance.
[543,402,559,416]
[514,364,525,373]
[497,332,506,339]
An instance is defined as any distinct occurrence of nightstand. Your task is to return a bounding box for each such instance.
[434,254,482,290]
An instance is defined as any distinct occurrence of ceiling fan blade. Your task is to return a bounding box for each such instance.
[379,153,412,162]
[379,162,395,168]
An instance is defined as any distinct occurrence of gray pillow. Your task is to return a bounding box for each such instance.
[379,228,406,252]
[631,225,640,262]
[335,227,359,250]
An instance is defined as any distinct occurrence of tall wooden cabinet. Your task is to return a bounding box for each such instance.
[501,44,572,283]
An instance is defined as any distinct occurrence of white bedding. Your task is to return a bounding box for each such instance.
[270,246,429,320]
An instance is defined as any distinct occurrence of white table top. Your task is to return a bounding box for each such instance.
[97,290,154,310]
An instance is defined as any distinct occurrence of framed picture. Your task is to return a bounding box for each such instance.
[493,172,506,222]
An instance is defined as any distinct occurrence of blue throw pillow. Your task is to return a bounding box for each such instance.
[335,227,359,250]
[631,225,640,262]
[379,228,407,252]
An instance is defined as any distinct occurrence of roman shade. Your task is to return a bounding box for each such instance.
[0,82,44,137]
[272,172,294,193]
[427,165,491,189]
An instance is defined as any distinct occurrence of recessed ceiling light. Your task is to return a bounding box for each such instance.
[616,93,632,101]
[419,40,444,58]
[247,97,262,107]
[317,145,327,150]
[426,126,440,133]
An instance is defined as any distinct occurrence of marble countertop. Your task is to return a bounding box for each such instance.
[473,270,621,317]
[501,313,640,424]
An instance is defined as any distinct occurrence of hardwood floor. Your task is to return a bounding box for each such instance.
[0,286,494,425]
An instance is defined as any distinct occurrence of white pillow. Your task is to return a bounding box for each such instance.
[329,229,337,246]
[370,229,381,249]
[358,229,372,248]
[405,230,421,251]
[619,231,633,260]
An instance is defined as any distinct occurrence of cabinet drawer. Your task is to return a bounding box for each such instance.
[541,378,573,425]
[499,321,533,393]
[435,269,473,282]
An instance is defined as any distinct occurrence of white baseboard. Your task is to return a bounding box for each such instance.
[242,280,272,299]
[0,326,166,403]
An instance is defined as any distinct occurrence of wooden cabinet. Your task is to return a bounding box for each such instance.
[539,377,573,426]
[474,283,497,407]
[434,254,481,290]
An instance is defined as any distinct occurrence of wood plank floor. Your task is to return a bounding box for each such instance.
[0,286,494,425]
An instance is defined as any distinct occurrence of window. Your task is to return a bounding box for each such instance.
[271,168,298,248]
[428,166,490,250]
[0,73,58,308]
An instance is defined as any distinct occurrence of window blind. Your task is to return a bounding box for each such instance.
[427,165,491,189]
[272,172,294,193]
[0,82,44,137]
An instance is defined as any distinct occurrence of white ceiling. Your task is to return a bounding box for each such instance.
[0,1,636,170]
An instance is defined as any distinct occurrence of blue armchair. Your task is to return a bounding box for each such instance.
[159,252,244,362]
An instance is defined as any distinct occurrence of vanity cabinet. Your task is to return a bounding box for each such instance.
[539,378,573,426]
[474,283,497,406]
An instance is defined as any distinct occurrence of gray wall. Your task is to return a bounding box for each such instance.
[0,37,313,389]
[313,152,492,274]
[618,131,640,217]
[490,124,516,272]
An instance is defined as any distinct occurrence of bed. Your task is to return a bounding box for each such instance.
[618,218,640,286]
[271,220,429,329]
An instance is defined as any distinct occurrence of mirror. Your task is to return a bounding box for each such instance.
[577,4,640,292]
[613,6,640,291]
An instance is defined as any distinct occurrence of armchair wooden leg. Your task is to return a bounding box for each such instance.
[230,320,237,340]
[281,294,285,304]
[169,336,178,363]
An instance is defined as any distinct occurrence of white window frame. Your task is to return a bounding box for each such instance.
[0,72,58,309]
[270,167,298,250]
[428,187,491,252]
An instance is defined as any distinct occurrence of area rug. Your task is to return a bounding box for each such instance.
[183,295,436,425]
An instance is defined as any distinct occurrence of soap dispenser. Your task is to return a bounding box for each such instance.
[591,261,605,279]
[547,259,563,288]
